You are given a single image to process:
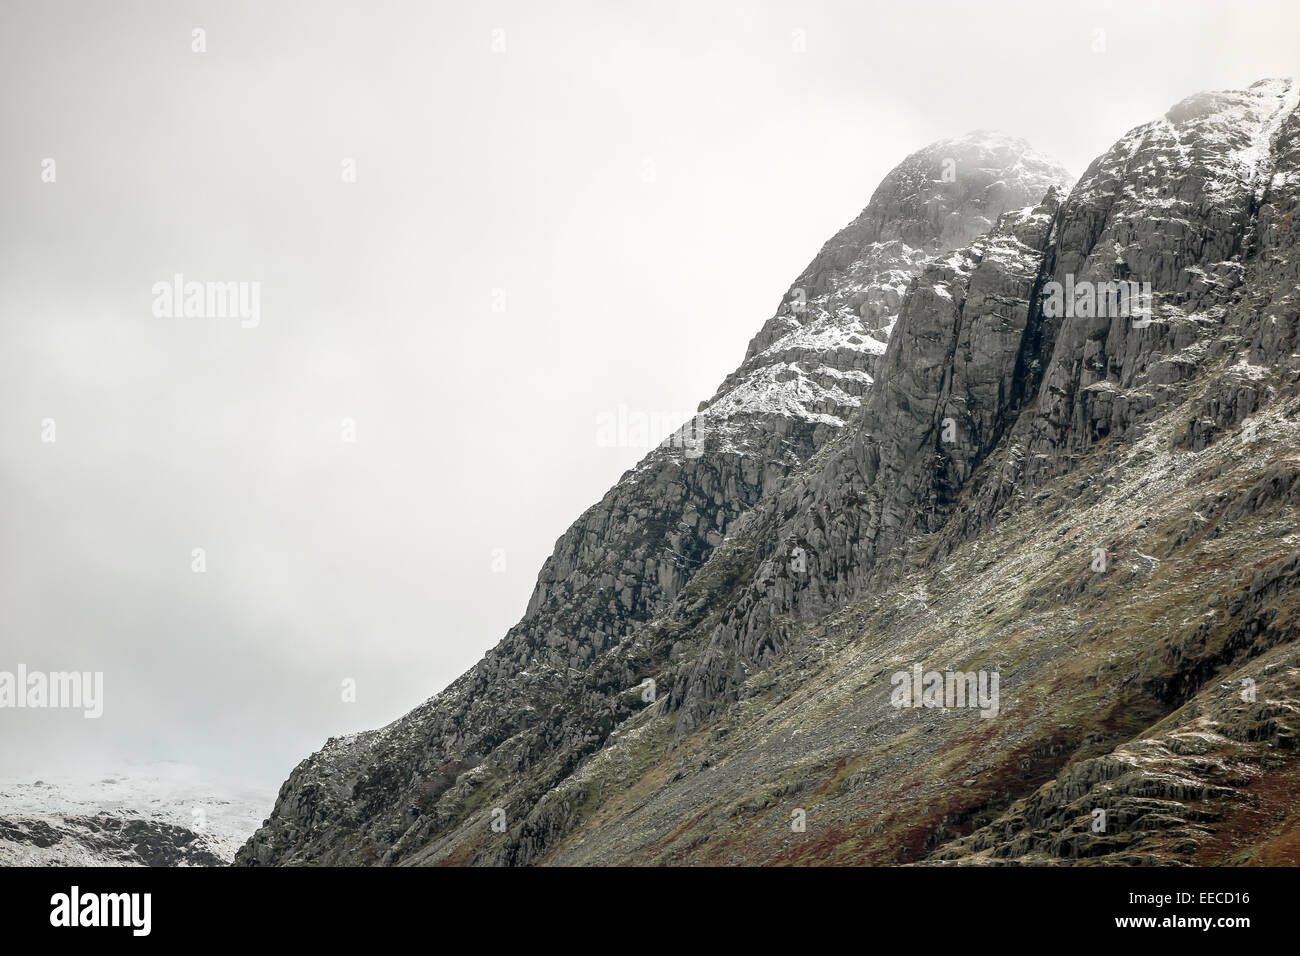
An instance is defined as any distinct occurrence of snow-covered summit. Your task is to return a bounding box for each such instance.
[0,763,273,865]
[680,132,1073,459]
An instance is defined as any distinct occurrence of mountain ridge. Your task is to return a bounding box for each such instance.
[0,764,271,866]
[238,77,1300,867]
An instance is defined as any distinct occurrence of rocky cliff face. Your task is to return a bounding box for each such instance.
[239,79,1300,867]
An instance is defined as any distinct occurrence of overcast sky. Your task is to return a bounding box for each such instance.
[2,0,1297,790]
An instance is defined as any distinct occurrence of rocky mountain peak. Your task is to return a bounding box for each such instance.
[238,78,1300,869]
[697,132,1071,461]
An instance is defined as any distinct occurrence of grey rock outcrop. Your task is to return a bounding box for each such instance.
[0,815,226,867]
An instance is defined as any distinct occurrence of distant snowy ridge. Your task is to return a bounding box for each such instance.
[0,763,272,866]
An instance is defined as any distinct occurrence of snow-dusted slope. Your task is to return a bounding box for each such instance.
[0,764,272,866]
[692,131,1073,457]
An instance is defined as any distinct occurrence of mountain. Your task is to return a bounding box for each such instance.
[0,764,271,866]
[239,78,1300,867]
